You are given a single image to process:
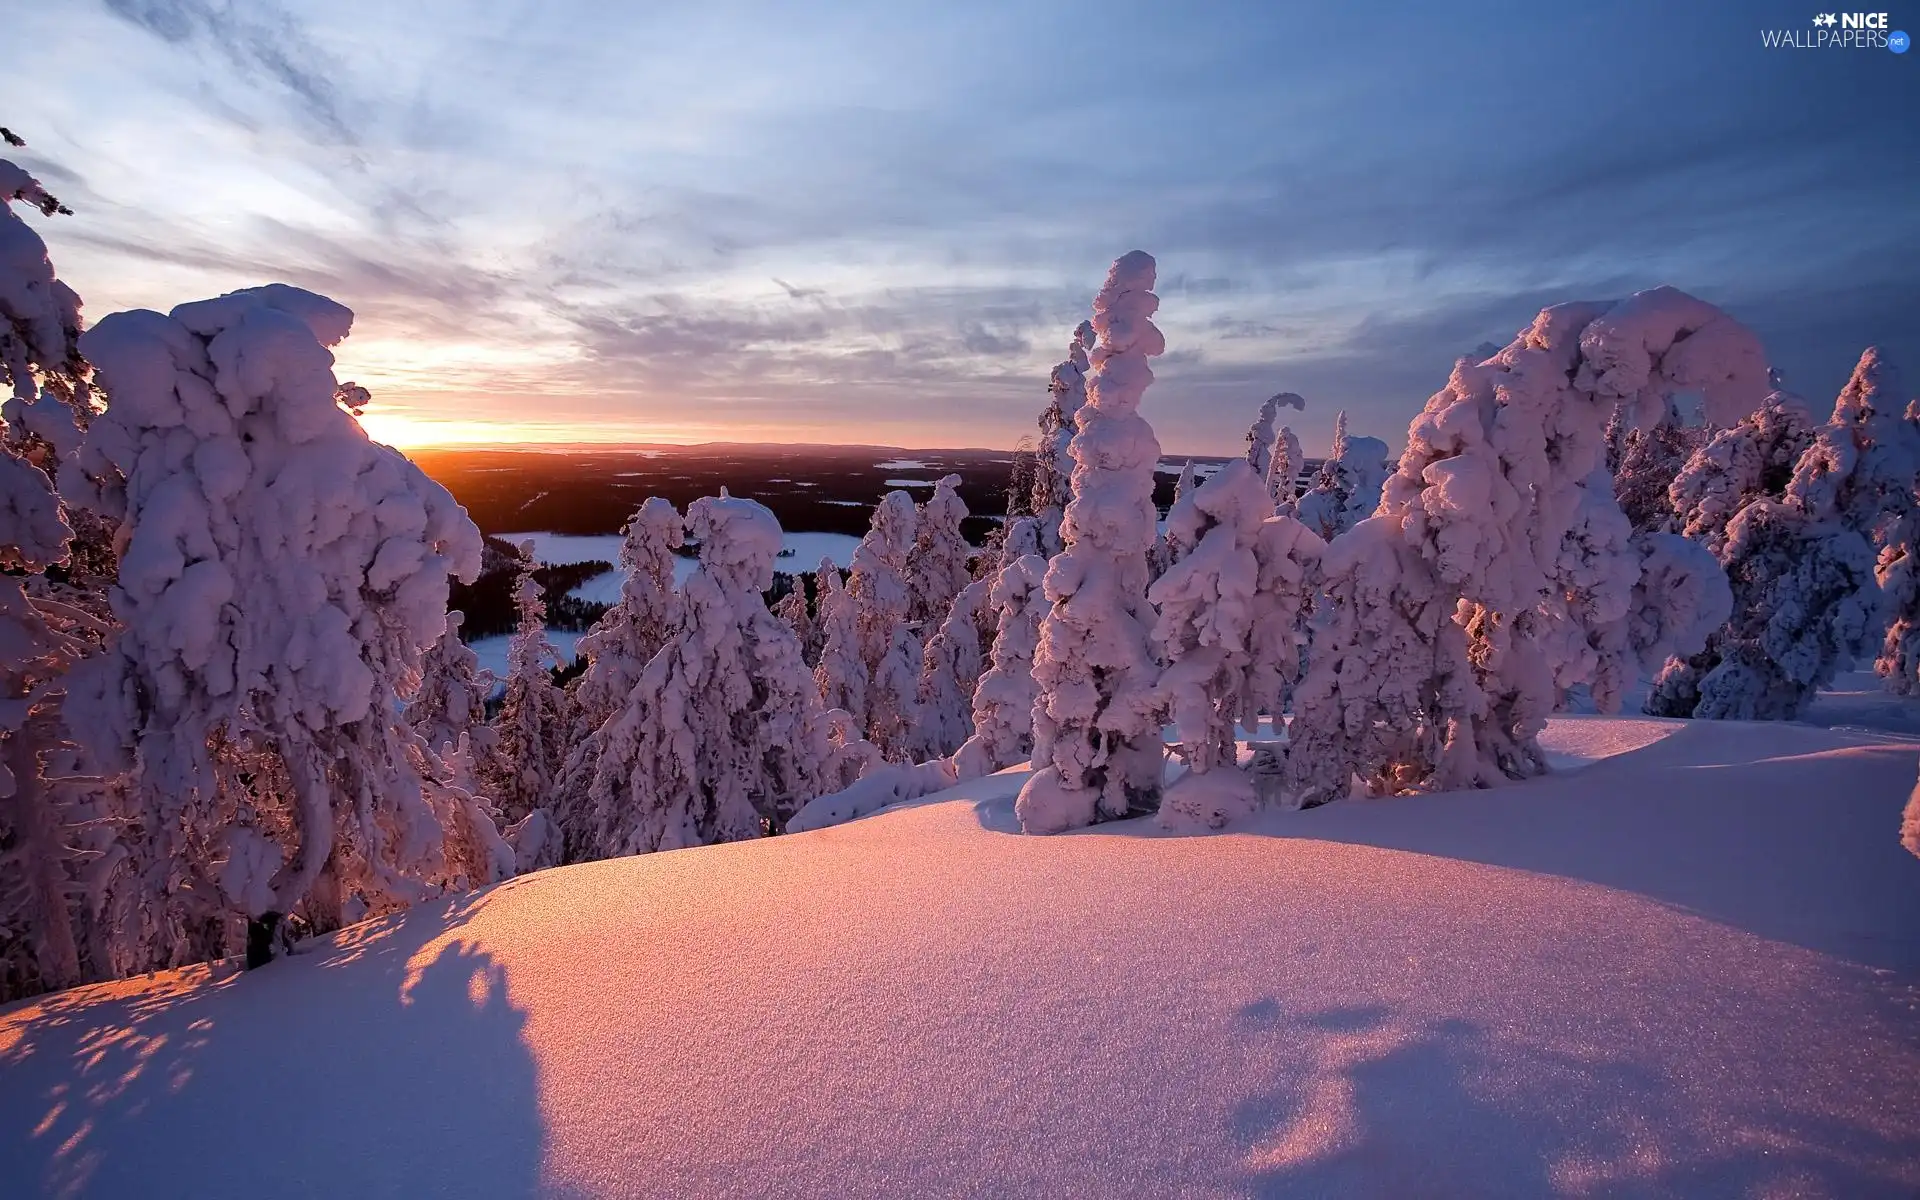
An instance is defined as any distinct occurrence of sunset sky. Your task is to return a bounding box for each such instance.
[8,0,1916,454]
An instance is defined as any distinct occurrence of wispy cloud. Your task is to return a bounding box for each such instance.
[103,0,354,141]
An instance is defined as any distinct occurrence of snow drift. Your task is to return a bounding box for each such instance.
[3,715,1917,1199]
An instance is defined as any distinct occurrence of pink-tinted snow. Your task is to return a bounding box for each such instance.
[2,719,1917,1198]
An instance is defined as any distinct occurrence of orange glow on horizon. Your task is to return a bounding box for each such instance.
[350,409,793,451]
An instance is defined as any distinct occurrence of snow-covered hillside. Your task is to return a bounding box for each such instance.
[4,715,1917,1199]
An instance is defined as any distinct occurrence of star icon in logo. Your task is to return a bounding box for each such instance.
[1813,12,1838,26]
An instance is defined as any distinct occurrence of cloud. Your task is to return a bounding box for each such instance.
[14,0,1913,453]
[103,0,353,141]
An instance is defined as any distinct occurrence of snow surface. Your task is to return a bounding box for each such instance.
[873,459,928,470]
[882,478,935,488]
[6,725,1918,1198]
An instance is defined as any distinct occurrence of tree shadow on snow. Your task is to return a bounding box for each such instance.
[1228,999,1920,1199]
[0,889,547,1199]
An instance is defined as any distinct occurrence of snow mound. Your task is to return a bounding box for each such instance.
[2,718,1917,1198]
[1535,713,1682,769]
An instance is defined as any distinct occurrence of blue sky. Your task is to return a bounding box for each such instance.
[7,0,1916,453]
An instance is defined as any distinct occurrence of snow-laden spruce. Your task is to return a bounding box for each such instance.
[1879,500,1920,697]
[951,552,1049,780]
[1268,424,1302,515]
[1294,414,1390,541]
[551,497,684,852]
[1656,499,1876,720]
[811,560,867,730]
[0,150,84,409]
[1148,461,1271,829]
[908,474,971,627]
[1609,409,1705,535]
[773,578,817,666]
[1019,252,1167,834]
[1904,765,1920,860]
[409,610,495,760]
[1667,390,1816,558]
[1653,349,1911,718]
[569,496,683,735]
[577,492,830,856]
[1245,391,1305,481]
[846,490,921,759]
[1239,512,1325,734]
[485,556,569,826]
[1280,515,1439,807]
[1286,289,1766,800]
[1033,321,1095,555]
[64,285,503,957]
[912,576,989,761]
[1160,459,1201,571]
[0,146,147,1000]
[996,513,1041,569]
[0,440,112,997]
[1173,459,1197,506]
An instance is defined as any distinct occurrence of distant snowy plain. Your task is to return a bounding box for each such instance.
[469,529,865,681]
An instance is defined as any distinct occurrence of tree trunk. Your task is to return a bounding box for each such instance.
[245,911,283,969]
[4,725,82,991]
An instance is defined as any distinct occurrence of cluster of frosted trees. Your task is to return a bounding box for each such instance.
[1632,349,1920,719]
[8,120,1917,998]
[797,274,1920,833]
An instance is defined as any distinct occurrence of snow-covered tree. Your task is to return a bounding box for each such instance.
[1287,288,1767,800]
[568,496,682,735]
[846,491,920,757]
[811,560,867,729]
[1157,459,1199,572]
[1903,766,1920,860]
[1789,349,1920,697]
[774,580,816,665]
[409,610,495,760]
[1246,392,1305,479]
[907,474,972,626]
[997,514,1041,568]
[1018,251,1168,834]
[484,554,569,825]
[1147,461,1274,829]
[1652,349,1912,717]
[951,552,1048,780]
[0,142,154,999]
[551,504,684,857]
[66,285,501,962]
[1648,498,1876,720]
[1173,459,1197,506]
[1668,390,1816,558]
[867,623,923,762]
[1269,426,1302,515]
[912,576,989,761]
[1239,513,1325,732]
[1879,504,1920,697]
[1279,515,1442,808]
[0,149,84,410]
[1033,321,1095,554]
[1609,405,1706,535]
[0,446,108,996]
[1294,423,1390,541]
[576,492,830,856]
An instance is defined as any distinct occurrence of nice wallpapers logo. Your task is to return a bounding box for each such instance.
[1762,12,1911,49]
